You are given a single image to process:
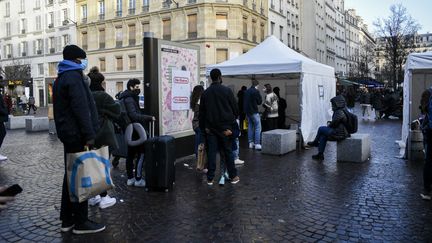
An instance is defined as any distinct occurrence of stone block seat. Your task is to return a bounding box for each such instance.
[262,129,296,155]
[337,133,371,163]
[25,117,49,132]
[6,115,35,129]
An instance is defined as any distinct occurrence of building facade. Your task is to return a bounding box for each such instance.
[301,0,326,64]
[76,0,268,98]
[324,0,336,69]
[344,9,359,77]
[334,0,346,77]
[267,0,300,50]
[0,0,77,106]
[358,18,376,78]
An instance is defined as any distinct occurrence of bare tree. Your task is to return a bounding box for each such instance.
[374,4,420,88]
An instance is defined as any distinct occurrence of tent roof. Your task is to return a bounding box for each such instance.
[405,52,432,71]
[206,35,335,77]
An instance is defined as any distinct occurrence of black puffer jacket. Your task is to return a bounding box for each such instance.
[53,69,99,145]
[118,90,153,124]
[328,95,349,141]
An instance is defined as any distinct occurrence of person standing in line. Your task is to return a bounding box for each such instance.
[53,45,105,234]
[199,68,240,186]
[86,66,119,209]
[273,87,287,129]
[119,78,155,187]
[19,93,28,113]
[263,84,279,131]
[420,88,432,200]
[243,79,263,150]
[191,85,205,157]
[237,86,247,130]
[0,91,8,161]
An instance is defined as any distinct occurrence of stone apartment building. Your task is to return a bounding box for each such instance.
[334,0,346,77]
[344,8,359,76]
[0,0,77,106]
[267,0,300,50]
[76,0,268,98]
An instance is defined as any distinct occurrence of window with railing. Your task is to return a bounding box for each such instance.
[116,56,123,71]
[47,0,54,6]
[216,14,227,38]
[100,58,106,72]
[99,29,105,49]
[129,24,136,45]
[188,14,197,39]
[142,0,149,12]
[19,0,25,13]
[162,0,170,9]
[38,64,44,75]
[34,0,41,10]
[260,23,264,41]
[243,17,248,40]
[116,0,122,16]
[116,26,123,47]
[252,20,256,42]
[81,4,87,22]
[129,0,135,14]
[6,23,11,36]
[216,49,228,63]
[188,0,196,3]
[48,12,54,28]
[129,55,136,70]
[5,2,10,17]
[82,32,88,50]
[99,1,105,20]
[163,19,171,40]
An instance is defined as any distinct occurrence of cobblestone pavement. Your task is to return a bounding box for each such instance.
[0,110,431,242]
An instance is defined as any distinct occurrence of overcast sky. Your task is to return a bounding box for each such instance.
[344,0,432,34]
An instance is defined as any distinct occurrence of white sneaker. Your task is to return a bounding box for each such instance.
[88,195,101,206]
[127,178,136,186]
[99,195,116,209]
[254,144,262,150]
[0,154,7,161]
[134,179,146,187]
[234,159,245,165]
[249,142,254,149]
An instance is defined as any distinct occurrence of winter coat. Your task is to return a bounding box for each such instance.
[243,86,262,115]
[0,94,9,123]
[263,92,279,118]
[371,92,383,110]
[118,90,153,125]
[192,102,200,130]
[360,92,371,105]
[328,95,349,141]
[92,91,121,149]
[28,96,35,105]
[199,82,239,132]
[53,60,99,145]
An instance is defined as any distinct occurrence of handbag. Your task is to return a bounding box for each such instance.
[66,146,114,203]
[196,143,207,171]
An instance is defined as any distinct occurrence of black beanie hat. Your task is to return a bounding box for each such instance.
[63,45,86,60]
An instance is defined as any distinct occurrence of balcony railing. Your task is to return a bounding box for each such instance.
[49,48,55,53]
[82,18,87,23]
[188,0,196,3]
[21,29,26,34]
[99,14,105,20]
[188,32,197,39]
[62,20,69,26]
[162,1,170,9]
[243,33,247,40]
[7,54,12,58]
[163,34,171,41]
[116,41,122,47]
[129,39,136,46]
[128,8,135,15]
[252,3,256,10]
[216,30,228,38]
[142,5,149,12]
[270,4,274,9]
[37,50,42,55]
[48,23,54,28]
[116,10,122,17]
[99,43,105,49]
[21,52,26,57]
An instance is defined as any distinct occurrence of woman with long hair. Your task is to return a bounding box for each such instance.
[191,85,205,157]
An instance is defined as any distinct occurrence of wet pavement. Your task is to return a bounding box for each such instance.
[0,109,431,242]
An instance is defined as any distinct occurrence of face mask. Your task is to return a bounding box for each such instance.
[133,89,141,95]
[80,59,88,70]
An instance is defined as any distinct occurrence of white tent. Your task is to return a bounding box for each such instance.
[400,52,432,158]
[206,36,336,142]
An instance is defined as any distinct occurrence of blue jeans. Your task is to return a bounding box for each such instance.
[247,113,261,145]
[206,133,237,181]
[313,126,334,154]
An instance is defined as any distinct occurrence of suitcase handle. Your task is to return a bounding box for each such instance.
[149,120,155,138]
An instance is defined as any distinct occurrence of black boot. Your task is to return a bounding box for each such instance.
[307,141,319,147]
[312,153,324,161]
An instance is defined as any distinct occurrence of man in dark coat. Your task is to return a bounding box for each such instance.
[53,45,105,234]
[199,68,240,185]
[273,87,287,129]
[118,78,154,188]
[0,92,8,161]
[307,95,349,161]
[243,79,263,150]
[237,86,247,130]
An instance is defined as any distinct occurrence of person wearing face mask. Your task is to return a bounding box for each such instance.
[54,45,104,234]
[118,78,155,187]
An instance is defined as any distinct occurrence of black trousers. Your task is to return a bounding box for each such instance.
[126,145,144,180]
[60,142,88,224]
[206,133,237,181]
[266,117,278,131]
[0,122,6,148]
[424,133,432,192]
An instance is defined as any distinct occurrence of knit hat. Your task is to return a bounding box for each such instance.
[63,45,86,60]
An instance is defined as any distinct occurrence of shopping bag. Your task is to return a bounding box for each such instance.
[243,119,248,130]
[196,143,207,171]
[66,146,114,203]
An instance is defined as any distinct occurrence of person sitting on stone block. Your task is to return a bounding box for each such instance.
[307,95,349,161]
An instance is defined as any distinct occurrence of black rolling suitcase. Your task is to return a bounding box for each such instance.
[145,121,175,192]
